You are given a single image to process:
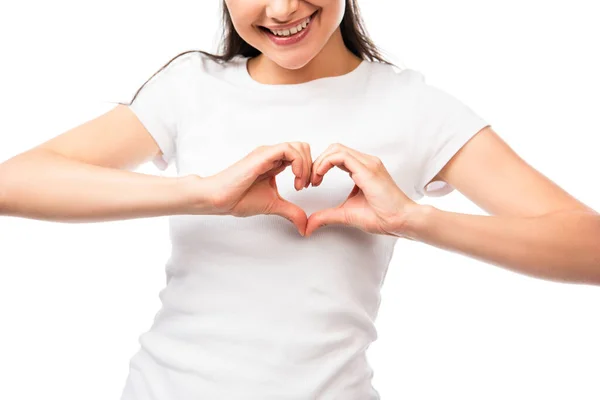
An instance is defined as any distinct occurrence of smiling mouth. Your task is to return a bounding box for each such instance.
[258,10,318,37]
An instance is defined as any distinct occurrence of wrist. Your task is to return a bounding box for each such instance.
[391,203,436,241]
[177,174,219,215]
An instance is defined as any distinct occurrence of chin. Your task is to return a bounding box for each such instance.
[265,50,319,70]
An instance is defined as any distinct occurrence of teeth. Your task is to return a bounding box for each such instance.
[269,16,311,37]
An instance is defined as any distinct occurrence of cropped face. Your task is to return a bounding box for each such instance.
[224,0,346,69]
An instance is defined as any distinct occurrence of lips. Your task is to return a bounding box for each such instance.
[258,10,318,34]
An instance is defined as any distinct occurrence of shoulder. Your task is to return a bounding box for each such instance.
[371,63,475,115]
[368,62,463,100]
[155,50,242,82]
[367,61,426,86]
[363,61,429,101]
[359,62,432,112]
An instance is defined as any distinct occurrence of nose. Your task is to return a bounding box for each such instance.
[266,0,299,23]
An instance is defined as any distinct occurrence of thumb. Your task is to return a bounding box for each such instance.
[269,198,308,236]
[305,207,347,237]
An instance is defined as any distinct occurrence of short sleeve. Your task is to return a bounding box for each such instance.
[127,54,192,171]
[413,81,490,197]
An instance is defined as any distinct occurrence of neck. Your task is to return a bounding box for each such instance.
[247,28,363,85]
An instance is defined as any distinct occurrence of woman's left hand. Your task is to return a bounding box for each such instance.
[305,143,419,238]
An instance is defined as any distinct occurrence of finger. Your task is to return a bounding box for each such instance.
[311,143,371,186]
[289,142,310,191]
[302,142,313,188]
[313,151,369,187]
[327,144,372,163]
[310,146,336,185]
[286,142,304,191]
[250,145,296,178]
[264,143,305,189]
[268,197,308,236]
[305,207,347,237]
[256,160,287,182]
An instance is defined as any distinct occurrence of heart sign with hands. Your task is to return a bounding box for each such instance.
[304,143,418,238]
[197,141,417,238]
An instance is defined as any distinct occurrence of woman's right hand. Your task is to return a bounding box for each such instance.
[199,142,313,235]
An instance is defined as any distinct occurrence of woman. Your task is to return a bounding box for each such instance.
[0,1,598,399]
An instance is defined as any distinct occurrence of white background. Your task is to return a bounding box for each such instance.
[1,1,599,399]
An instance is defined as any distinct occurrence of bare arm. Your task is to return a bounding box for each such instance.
[0,150,205,223]
[403,205,600,285]
[0,105,211,223]
[400,126,600,285]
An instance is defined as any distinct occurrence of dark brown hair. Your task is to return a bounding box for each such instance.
[119,0,391,106]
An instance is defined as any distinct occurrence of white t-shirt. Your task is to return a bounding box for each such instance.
[120,51,490,399]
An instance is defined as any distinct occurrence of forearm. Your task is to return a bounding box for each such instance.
[0,150,208,223]
[399,205,600,285]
